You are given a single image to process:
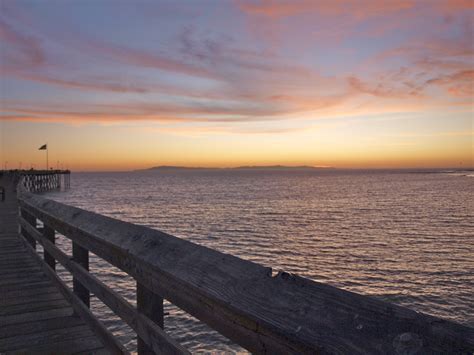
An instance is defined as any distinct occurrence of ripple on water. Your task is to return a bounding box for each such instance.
[45,170,474,352]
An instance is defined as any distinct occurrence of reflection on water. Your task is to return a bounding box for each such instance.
[46,170,474,352]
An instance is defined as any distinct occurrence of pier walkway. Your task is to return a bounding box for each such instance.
[0,174,107,354]
[0,170,473,354]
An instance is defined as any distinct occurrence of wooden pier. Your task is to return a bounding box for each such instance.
[0,170,473,354]
[0,171,108,354]
[13,169,71,192]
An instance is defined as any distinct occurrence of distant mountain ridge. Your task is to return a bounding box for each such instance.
[231,165,332,170]
[137,165,333,172]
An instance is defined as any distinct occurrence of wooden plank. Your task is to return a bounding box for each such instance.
[21,218,189,355]
[0,257,37,266]
[0,266,42,275]
[1,280,53,293]
[0,252,30,260]
[0,246,23,251]
[0,256,34,264]
[0,262,37,271]
[0,299,70,316]
[0,241,24,247]
[0,268,41,276]
[11,335,103,354]
[0,291,64,308]
[0,270,46,280]
[18,232,128,354]
[0,315,84,338]
[2,286,59,300]
[0,240,22,245]
[18,189,474,354]
[0,270,45,281]
[0,324,94,351]
[0,242,26,249]
[0,274,48,287]
[0,244,23,250]
[0,262,40,270]
[74,346,111,355]
[0,307,73,326]
[0,252,30,259]
[0,237,23,242]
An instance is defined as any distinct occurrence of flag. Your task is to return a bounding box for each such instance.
[38,144,47,150]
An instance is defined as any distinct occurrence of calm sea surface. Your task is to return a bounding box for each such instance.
[45,169,474,353]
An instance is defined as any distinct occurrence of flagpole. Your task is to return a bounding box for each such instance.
[46,143,49,170]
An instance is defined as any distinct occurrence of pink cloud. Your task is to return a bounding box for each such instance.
[426,70,474,97]
[236,0,415,19]
[237,0,472,19]
[1,0,472,128]
[0,19,44,68]
[347,76,422,98]
[82,40,217,80]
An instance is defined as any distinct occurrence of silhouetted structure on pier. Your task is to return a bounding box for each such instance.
[3,170,71,192]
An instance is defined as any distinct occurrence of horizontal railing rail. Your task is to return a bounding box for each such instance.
[16,183,474,354]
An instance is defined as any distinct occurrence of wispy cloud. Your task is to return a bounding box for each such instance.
[1,0,473,131]
[426,70,474,97]
[0,19,44,69]
[236,0,415,19]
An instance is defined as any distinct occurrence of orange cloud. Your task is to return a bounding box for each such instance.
[348,76,422,98]
[236,0,415,19]
[426,70,474,97]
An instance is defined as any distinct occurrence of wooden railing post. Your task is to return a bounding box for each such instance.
[73,242,90,307]
[43,224,56,270]
[137,282,164,354]
[20,208,36,249]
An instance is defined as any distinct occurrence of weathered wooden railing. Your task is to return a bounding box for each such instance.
[16,184,474,354]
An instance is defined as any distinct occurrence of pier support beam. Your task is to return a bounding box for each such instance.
[20,208,36,249]
[137,282,164,354]
[43,224,56,270]
[73,242,90,308]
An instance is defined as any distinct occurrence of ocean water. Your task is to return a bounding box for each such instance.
[44,169,474,353]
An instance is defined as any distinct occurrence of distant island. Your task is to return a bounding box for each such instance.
[136,165,334,172]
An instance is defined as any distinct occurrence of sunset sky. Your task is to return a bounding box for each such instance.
[1,0,473,171]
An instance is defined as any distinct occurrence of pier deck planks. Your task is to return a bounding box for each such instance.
[0,174,106,354]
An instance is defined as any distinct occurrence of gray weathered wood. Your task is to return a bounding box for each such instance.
[1,280,52,293]
[12,335,103,354]
[43,224,56,270]
[20,217,189,355]
[72,241,90,308]
[0,307,74,327]
[0,173,108,354]
[18,231,127,354]
[18,188,474,354]
[137,282,164,355]
[0,274,48,287]
[0,298,70,316]
[20,208,36,248]
[0,291,64,308]
[2,286,59,300]
[0,324,95,351]
[0,315,84,338]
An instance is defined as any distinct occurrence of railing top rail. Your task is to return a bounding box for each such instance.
[17,187,474,354]
[20,169,71,175]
